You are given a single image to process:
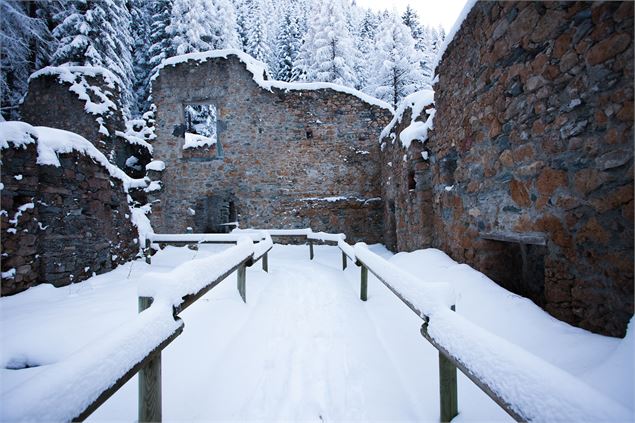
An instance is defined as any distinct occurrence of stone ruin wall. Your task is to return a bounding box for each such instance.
[383,1,634,337]
[1,142,138,296]
[150,55,392,243]
[20,73,151,177]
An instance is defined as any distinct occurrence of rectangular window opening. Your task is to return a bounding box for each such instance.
[183,104,222,157]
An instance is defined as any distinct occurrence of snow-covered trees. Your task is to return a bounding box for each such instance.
[365,11,424,108]
[2,0,448,120]
[51,0,134,115]
[299,0,358,87]
[273,5,303,81]
[168,0,239,55]
[0,1,60,120]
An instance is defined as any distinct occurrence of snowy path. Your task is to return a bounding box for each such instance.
[1,244,632,422]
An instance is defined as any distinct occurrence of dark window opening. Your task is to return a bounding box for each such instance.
[194,194,237,233]
[408,170,416,190]
[306,129,313,139]
[480,233,546,307]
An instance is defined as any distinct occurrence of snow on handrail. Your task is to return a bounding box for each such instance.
[340,240,630,422]
[0,299,183,422]
[139,238,255,310]
[150,232,266,243]
[353,242,455,318]
[307,231,346,242]
[422,307,632,422]
[253,233,274,261]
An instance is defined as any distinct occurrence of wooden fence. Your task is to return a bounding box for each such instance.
[4,229,629,423]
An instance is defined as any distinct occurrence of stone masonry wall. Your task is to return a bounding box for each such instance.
[20,73,150,174]
[150,55,391,243]
[1,143,138,295]
[385,1,633,337]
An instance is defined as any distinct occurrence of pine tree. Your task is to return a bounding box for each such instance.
[292,0,316,81]
[303,0,357,87]
[365,11,424,108]
[273,6,303,81]
[147,0,173,69]
[51,0,134,116]
[354,9,379,91]
[168,0,239,56]
[130,0,152,116]
[0,0,59,120]
[244,0,273,64]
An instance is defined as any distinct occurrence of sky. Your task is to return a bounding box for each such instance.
[355,0,469,32]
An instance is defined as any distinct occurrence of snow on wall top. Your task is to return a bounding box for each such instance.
[152,49,394,113]
[432,0,478,73]
[29,65,122,118]
[0,121,146,192]
[380,89,435,149]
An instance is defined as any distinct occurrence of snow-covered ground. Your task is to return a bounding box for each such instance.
[1,244,633,421]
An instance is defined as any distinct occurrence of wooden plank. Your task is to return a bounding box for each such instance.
[360,265,368,301]
[174,255,252,314]
[262,252,268,272]
[237,263,246,303]
[420,321,525,422]
[342,251,347,270]
[145,238,152,265]
[480,231,546,246]
[309,240,314,260]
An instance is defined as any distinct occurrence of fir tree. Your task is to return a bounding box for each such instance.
[51,0,134,116]
[168,0,239,55]
[304,0,357,87]
[365,11,423,108]
[0,0,60,120]
[273,6,303,81]
[130,0,152,116]
[244,0,273,64]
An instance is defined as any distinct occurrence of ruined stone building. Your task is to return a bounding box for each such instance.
[2,1,632,337]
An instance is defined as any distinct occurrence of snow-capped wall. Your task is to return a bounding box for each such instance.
[149,53,392,242]
[381,1,634,337]
[0,122,144,295]
[20,66,152,178]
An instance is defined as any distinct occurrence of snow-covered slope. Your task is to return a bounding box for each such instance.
[0,244,631,421]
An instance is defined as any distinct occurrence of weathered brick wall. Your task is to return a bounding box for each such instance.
[1,144,138,295]
[150,55,391,243]
[385,1,633,337]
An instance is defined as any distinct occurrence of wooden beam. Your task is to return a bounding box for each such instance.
[138,297,161,423]
[145,238,152,265]
[438,305,457,422]
[420,315,525,422]
[342,251,347,270]
[262,252,268,272]
[309,240,314,260]
[480,231,546,246]
[175,255,252,314]
[72,320,182,422]
[237,263,246,303]
[360,265,368,301]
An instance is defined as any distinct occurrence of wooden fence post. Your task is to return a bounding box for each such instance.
[360,265,368,301]
[309,240,314,260]
[262,252,268,272]
[138,297,161,423]
[145,238,152,265]
[342,252,347,270]
[237,263,246,303]
[439,304,458,423]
